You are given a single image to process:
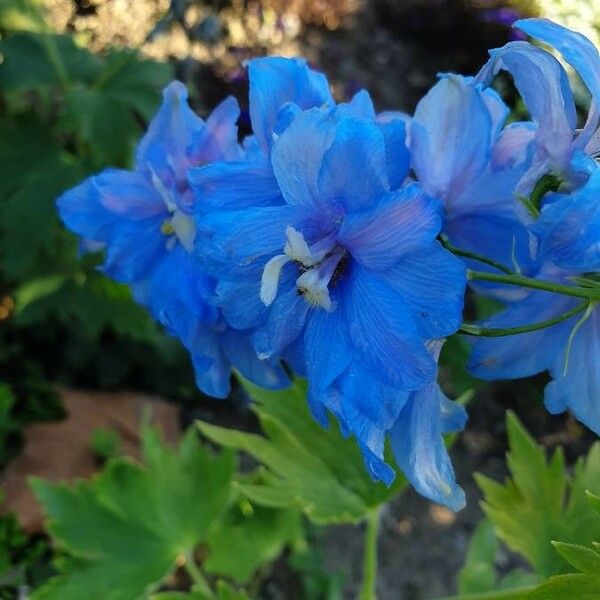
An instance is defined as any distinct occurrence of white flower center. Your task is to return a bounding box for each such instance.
[151,163,196,253]
[260,226,346,312]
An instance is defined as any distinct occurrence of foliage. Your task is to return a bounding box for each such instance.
[198,378,409,525]
[0,3,202,463]
[30,425,235,600]
[0,507,53,596]
[29,422,309,599]
[442,414,600,600]
[476,412,600,579]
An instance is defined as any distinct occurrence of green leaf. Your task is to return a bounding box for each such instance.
[199,378,408,525]
[552,543,600,575]
[458,519,500,594]
[0,32,101,91]
[30,425,235,600]
[204,496,303,583]
[96,49,173,121]
[0,157,84,280]
[476,412,600,579]
[525,574,600,600]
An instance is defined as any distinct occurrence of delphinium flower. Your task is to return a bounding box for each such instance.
[475,18,599,201]
[468,20,600,434]
[192,57,468,509]
[409,72,537,287]
[57,81,288,397]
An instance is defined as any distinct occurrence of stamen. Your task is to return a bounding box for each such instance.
[260,254,291,306]
[295,251,344,312]
[171,211,196,252]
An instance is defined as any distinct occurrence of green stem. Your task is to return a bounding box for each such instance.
[440,237,515,275]
[435,586,538,600]
[467,270,600,301]
[459,301,590,337]
[184,549,214,598]
[358,508,380,600]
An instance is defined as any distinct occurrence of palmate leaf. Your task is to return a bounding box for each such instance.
[60,49,173,166]
[30,426,235,600]
[475,412,600,579]
[198,378,408,525]
[522,494,600,600]
[204,497,304,583]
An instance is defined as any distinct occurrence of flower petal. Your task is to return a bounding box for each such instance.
[516,18,600,148]
[475,41,576,175]
[381,241,466,339]
[339,183,442,271]
[317,117,389,212]
[391,381,466,511]
[411,74,493,201]
[190,154,283,211]
[271,108,337,209]
[533,168,600,272]
[545,308,600,434]
[248,57,334,154]
[343,265,436,390]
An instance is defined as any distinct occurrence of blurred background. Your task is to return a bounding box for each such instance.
[0,0,599,598]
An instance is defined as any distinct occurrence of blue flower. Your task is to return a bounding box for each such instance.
[57,81,288,397]
[409,73,538,287]
[194,80,467,506]
[468,262,600,435]
[467,21,600,437]
[475,18,600,199]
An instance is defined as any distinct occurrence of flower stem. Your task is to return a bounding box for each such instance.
[459,300,590,337]
[358,508,380,600]
[440,237,514,275]
[184,549,214,598]
[467,270,600,301]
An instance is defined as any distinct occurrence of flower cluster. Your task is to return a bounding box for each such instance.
[57,19,600,510]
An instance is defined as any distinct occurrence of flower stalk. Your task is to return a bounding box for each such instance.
[358,508,381,600]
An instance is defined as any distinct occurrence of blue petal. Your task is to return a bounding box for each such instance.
[196,205,312,275]
[248,57,334,154]
[339,183,442,271]
[533,167,600,272]
[135,81,207,186]
[222,329,290,390]
[346,89,376,120]
[411,74,493,201]
[468,288,577,380]
[343,264,436,390]
[193,95,242,163]
[190,154,283,211]
[545,307,600,434]
[475,41,576,176]
[252,283,310,359]
[378,118,410,190]
[192,339,232,399]
[304,301,353,391]
[317,117,389,212]
[391,381,466,511]
[516,18,600,148]
[444,211,537,283]
[381,241,466,339]
[271,109,337,209]
[215,277,267,330]
[57,169,164,239]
